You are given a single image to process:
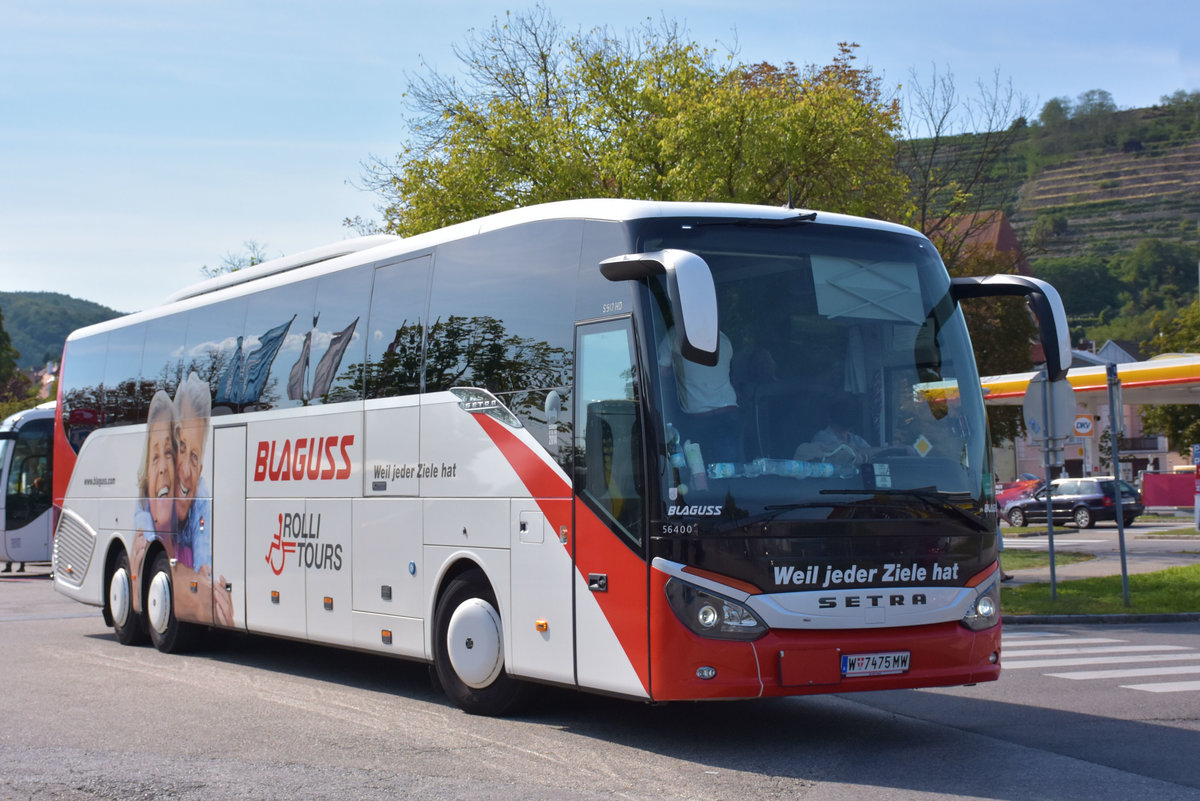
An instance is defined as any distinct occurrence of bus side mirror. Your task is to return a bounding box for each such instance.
[599,249,719,366]
[950,275,1071,382]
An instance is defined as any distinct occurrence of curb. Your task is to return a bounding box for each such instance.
[1004,612,1200,625]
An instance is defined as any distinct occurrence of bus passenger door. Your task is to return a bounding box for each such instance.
[572,318,651,699]
[1,416,54,563]
[212,425,246,629]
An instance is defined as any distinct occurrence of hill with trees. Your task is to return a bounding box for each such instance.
[0,291,124,369]
[899,88,1200,354]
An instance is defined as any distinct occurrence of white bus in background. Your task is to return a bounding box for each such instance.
[51,199,1069,715]
[1,401,55,567]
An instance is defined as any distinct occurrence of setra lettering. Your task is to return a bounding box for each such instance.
[819,594,928,609]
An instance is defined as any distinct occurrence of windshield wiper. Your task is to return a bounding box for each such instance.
[820,487,991,532]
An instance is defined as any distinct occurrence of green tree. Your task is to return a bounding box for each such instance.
[361,8,908,236]
[1034,256,1122,316]
[1141,301,1200,455]
[1038,97,1072,127]
[0,306,16,388]
[0,304,40,419]
[201,240,271,278]
[1073,89,1118,118]
[1108,239,1199,308]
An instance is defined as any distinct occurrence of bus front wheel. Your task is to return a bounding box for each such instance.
[433,568,529,716]
[145,551,200,653]
[108,550,146,646]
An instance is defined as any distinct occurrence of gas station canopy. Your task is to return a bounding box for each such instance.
[981,353,1200,414]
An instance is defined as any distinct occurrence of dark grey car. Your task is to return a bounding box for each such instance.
[1004,476,1143,528]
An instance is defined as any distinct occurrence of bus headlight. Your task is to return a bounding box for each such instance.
[665,578,767,641]
[961,576,1001,631]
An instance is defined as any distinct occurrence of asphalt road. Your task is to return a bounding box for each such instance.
[3,568,1198,801]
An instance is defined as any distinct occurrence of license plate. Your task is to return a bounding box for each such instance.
[841,651,910,677]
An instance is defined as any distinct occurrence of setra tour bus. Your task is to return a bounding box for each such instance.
[2,400,56,568]
[52,199,1069,715]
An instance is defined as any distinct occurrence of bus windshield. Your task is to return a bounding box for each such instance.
[638,218,990,531]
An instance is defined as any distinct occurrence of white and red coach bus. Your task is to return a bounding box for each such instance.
[1,401,56,567]
[52,200,1069,714]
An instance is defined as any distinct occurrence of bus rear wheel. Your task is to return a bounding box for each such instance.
[145,551,201,653]
[433,568,529,716]
[108,550,146,645]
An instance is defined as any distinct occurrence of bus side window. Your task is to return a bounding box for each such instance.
[365,254,432,399]
[310,265,372,404]
[424,222,578,395]
[575,319,644,547]
[61,334,109,452]
[5,420,52,529]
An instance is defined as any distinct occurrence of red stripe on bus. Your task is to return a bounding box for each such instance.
[472,413,651,693]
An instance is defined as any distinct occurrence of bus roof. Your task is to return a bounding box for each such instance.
[0,401,55,432]
[71,199,926,341]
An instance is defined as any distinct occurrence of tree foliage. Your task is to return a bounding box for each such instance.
[360,8,907,236]
[0,304,41,418]
[0,291,122,369]
[1140,301,1200,455]
[359,9,1059,439]
[1032,255,1122,317]
[1108,239,1198,307]
[0,306,16,387]
[201,240,271,278]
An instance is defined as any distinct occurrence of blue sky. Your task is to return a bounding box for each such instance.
[2,0,1197,313]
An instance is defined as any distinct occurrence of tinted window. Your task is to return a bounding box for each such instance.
[240,282,314,411]
[365,254,432,399]
[5,417,53,529]
[425,221,579,394]
[142,313,188,407]
[60,333,107,452]
[102,324,147,426]
[310,265,372,404]
[575,318,644,547]
[577,220,637,323]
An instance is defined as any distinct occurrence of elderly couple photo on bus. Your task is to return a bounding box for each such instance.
[131,372,233,627]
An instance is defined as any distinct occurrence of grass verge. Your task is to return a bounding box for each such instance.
[1001,550,1093,571]
[1143,528,1200,537]
[1001,563,1200,615]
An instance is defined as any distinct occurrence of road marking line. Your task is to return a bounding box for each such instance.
[1047,665,1200,680]
[1004,539,1106,549]
[1002,637,1125,647]
[1004,653,1200,669]
[1000,645,1191,657]
[1119,680,1200,693]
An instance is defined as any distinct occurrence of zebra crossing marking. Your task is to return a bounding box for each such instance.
[1001,630,1200,692]
[1120,680,1200,693]
[1047,665,1200,680]
[1003,538,1105,550]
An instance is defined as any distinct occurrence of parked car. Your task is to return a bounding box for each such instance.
[1004,476,1143,528]
[996,476,1042,513]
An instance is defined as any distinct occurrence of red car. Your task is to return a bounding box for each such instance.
[997,477,1042,524]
